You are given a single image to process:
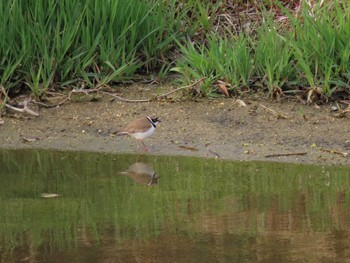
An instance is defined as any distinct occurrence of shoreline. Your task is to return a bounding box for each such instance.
[1,89,349,166]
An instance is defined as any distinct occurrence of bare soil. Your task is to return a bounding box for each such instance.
[1,84,349,166]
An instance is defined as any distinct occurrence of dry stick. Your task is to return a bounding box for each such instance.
[5,99,39,116]
[100,91,151,103]
[319,148,349,157]
[1,87,39,116]
[265,152,307,158]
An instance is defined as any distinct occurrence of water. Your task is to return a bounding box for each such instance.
[0,149,349,263]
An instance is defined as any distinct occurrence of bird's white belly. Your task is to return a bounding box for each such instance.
[131,126,155,139]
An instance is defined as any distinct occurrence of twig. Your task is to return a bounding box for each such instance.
[265,152,307,158]
[69,87,102,98]
[100,91,152,103]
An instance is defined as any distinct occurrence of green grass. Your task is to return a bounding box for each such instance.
[172,33,252,96]
[253,16,295,98]
[284,1,350,99]
[174,1,350,99]
[1,1,349,101]
[0,0,181,98]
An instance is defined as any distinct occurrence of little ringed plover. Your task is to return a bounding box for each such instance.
[117,116,161,151]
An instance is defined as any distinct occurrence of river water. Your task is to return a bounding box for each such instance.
[0,149,349,262]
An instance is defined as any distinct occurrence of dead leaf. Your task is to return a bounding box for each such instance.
[334,105,350,118]
[217,80,230,97]
[330,106,338,112]
[0,118,4,125]
[41,193,60,198]
[217,83,229,97]
[22,136,39,142]
[178,145,199,152]
[235,99,247,107]
[208,148,220,158]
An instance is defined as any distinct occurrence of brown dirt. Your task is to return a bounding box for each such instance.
[1,84,349,166]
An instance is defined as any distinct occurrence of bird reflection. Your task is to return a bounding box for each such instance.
[120,162,159,186]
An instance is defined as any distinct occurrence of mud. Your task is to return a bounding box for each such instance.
[1,84,349,166]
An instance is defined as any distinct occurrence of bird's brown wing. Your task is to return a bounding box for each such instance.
[120,117,151,134]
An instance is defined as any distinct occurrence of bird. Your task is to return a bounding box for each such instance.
[117,116,161,151]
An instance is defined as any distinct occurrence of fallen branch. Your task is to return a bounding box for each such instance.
[265,152,307,158]
[5,99,39,116]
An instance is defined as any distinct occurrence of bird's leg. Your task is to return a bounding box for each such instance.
[141,140,148,152]
[135,140,141,152]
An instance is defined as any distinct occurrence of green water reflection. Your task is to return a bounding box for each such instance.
[0,149,349,262]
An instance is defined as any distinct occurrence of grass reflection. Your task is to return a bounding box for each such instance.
[0,149,349,261]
